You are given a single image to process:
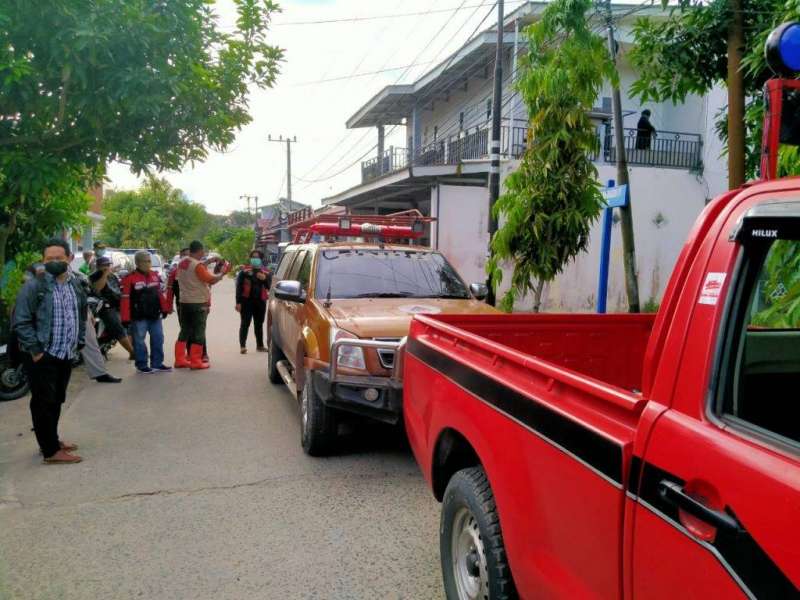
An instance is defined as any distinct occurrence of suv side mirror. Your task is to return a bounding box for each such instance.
[470,282,488,300]
[274,280,305,303]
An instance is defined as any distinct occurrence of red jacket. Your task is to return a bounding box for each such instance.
[121,270,170,323]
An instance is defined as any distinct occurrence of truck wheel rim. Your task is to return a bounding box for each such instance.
[451,507,489,600]
[301,384,309,434]
[1,367,21,388]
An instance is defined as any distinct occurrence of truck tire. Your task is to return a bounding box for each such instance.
[300,375,337,456]
[441,467,517,600]
[267,328,284,385]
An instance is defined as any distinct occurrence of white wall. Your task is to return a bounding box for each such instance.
[432,183,491,285]
[501,163,708,312]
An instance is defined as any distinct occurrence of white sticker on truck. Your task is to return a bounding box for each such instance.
[699,272,727,305]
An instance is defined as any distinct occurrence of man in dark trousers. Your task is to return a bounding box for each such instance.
[635,109,657,151]
[121,251,173,374]
[174,240,228,369]
[90,255,136,359]
[13,238,88,464]
[236,250,272,354]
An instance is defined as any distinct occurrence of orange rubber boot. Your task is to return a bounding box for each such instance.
[174,341,191,369]
[190,344,209,370]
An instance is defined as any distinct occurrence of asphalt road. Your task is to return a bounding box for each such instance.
[0,279,443,600]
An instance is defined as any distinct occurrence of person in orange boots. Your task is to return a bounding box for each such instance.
[175,240,227,369]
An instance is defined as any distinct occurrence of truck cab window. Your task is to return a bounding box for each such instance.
[295,251,313,290]
[721,238,800,445]
[275,249,297,281]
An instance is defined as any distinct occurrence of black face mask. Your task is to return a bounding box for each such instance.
[44,261,69,277]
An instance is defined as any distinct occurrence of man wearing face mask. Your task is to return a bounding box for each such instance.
[235,250,272,354]
[13,239,88,464]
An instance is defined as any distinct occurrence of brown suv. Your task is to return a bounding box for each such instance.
[267,226,498,455]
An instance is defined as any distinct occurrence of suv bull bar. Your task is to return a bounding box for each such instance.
[312,337,406,424]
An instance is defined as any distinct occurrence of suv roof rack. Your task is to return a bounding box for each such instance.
[288,208,436,244]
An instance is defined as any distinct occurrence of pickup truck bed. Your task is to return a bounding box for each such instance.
[405,313,656,598]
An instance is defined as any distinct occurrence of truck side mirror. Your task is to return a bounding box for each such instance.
[470,283,489,300]
[274,280,305,303]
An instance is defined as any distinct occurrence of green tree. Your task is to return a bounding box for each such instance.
[488,0,611,312]
[102,177,207,257]
[0,0,283,269]
[628,0,794,183]
[218,228,255,271]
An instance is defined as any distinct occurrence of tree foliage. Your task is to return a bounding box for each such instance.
[629,0,799,179]
[102,177,207,257]
[0,0,282,271]
[488,0,611,312]
[218,228,256,272]
[752,240,800,328]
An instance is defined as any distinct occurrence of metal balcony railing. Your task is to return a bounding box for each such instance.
[601,128,703,170]
[412,125,530,168]
[361,147,408,182]
[358,124,703,183]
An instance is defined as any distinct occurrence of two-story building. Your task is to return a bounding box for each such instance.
[321,1,728,311]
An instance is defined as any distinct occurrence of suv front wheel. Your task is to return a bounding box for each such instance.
[300,374,337,456]
[267,325,284,385]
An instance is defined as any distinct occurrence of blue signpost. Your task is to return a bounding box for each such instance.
[596,180,628,313]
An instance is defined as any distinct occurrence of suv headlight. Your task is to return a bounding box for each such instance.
[331,328,366,370]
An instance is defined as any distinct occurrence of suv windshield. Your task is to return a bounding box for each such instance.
[315,249,470,300]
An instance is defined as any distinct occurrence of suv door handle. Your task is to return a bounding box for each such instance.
[658,480,743,534]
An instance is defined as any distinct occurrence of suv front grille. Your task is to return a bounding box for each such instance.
[374,338,401,369]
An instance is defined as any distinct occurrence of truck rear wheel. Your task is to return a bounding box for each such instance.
[300,375,337,456]
[267,328,284,384]
[441,467,517,600]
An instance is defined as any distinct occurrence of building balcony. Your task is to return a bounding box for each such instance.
[598,127,703,171]
[359,124,703,183]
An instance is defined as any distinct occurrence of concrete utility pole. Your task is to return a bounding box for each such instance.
[268,134,298,208]
[603,0,640,313]
[486,0,504,307]
[240,194,259,223]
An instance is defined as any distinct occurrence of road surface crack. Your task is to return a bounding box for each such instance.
[6,470,421,510]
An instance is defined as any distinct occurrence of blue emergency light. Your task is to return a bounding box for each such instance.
[766,22,800,75]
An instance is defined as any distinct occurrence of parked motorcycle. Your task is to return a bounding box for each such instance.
[0,342,29,401]
[88,296,118,358]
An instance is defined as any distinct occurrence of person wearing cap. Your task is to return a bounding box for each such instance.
[91,241,108,272]
[121,251,172,374]
[90,255,136,360]
[174,240,228,369]
[636,109,657,151]
[79,249,94,276]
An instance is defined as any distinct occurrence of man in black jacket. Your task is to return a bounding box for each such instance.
[13,239,87,464]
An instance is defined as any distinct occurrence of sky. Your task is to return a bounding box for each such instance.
[106,0,521,216]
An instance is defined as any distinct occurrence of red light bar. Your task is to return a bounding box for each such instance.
[309,222,423,239]
[288,209,435,243]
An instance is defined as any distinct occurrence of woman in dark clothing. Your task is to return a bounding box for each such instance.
[635,109,656,150]
[235,250,272,354]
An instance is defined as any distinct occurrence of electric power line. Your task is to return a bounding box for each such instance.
[292,61,436,86]
[270,1,525,26]
[300,0,477,183]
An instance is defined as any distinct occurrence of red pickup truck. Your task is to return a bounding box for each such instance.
[403,177,800,598]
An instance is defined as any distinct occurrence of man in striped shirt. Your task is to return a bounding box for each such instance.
[13,239,88,464]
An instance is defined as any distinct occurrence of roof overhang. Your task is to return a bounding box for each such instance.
[322,163,493,208]
[346,32,519,129]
